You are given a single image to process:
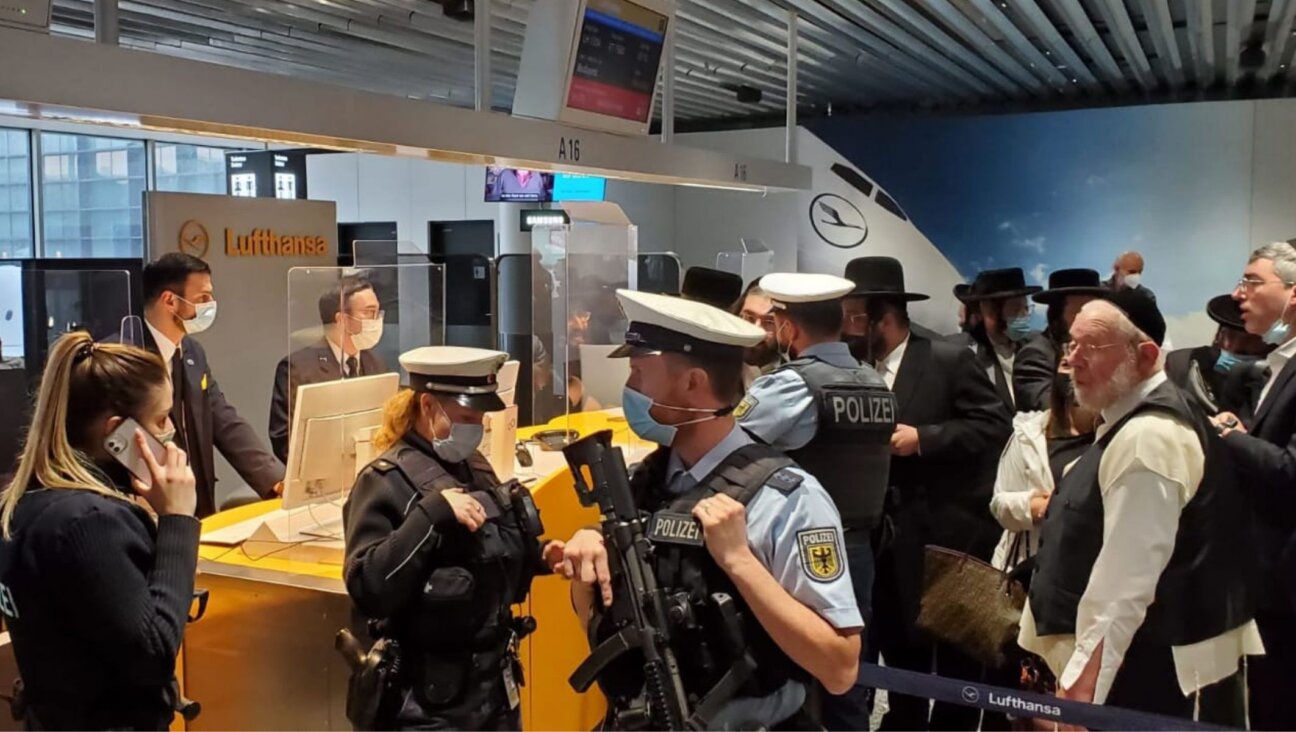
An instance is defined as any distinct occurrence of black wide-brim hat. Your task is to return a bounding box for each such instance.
[1207,293,1245,330]
[844,256,929,301]
[962,267,1043,301]
[953,283,972,303]
[680,266,743,310]
[1032,268,1110,305]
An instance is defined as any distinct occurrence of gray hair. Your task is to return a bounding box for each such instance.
[1078,300,1166,371]
[1249,242,1296,285]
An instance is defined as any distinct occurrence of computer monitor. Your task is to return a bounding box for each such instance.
[284,372,400,510]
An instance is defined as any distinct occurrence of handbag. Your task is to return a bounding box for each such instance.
[915,533,1027,669]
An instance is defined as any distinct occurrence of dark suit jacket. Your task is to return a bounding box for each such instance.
[139,327,284,518]
[946,332,1023,412]
[268,340,387,463]
[1012,333,1058,413]
[1222,357,1296,615]
[883,334,1013,621]
[1165,346,1245,415]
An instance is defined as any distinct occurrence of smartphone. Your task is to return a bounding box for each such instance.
[104,418,168,487]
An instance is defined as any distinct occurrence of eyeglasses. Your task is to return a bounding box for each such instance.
[346,309,384,321]
[741,313,776,331]
[1061,341,1122,361]
[1235,276,1295,294]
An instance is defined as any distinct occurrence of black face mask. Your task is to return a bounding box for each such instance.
[1057,372,1077,405]
[744,338,779,367]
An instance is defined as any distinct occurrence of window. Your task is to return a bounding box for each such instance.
[0,129,33,259]
[874,189,908,222]
[40,132,146,258]
[155,142,230,195]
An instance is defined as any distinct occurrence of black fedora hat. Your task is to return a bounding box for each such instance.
[1207,294,1245,330]
[844,257,929,301]
[1032,268,1110,305]
[963,268,1043,301]
[680,266,743,310]
[953,283,972,303]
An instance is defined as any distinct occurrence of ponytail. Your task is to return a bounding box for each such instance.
[1,332,168,537]
[372,389,419,454]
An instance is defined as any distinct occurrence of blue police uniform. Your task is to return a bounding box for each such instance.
[737,341,860,450]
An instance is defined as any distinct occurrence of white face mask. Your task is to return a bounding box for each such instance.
[175,295,218,335]
[1122,273,1142,289]
[348,317,383,351]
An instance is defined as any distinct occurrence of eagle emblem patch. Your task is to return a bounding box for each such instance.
[797,528,843,583]
[733,394,758,420]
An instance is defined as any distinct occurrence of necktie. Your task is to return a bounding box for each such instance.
[345,356,360,379]
[170,350,189,451]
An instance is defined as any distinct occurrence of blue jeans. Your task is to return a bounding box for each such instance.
[821,534,875,731]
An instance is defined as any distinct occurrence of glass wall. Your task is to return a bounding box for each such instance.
[155,142,229,195]
[0,129,33,259]
[40,132,147,258]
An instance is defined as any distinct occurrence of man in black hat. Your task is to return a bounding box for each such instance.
[1013,269,1110,412]
[1165,294,1270,415]
[1021,293,1257,726]
[841,257,1011,731]
[958,268,1042,412]
[680,266,743,311]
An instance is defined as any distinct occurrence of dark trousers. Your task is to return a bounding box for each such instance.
[1249,612,1296,730]
[821,535,874,731]
[1106,642,1244,728]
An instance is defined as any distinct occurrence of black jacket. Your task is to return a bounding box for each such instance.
[139,327,283,518]
[1221,356,1296,614]
[268,340,386,463]
[0,486,200,730]
[882,334,1013,621]
[1012,333,1058,413]
[946,332,1025,412]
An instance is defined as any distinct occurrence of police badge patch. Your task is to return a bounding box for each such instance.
[796,528,843,583]
[733,394,758,420]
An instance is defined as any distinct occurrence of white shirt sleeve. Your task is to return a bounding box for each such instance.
[1059,412,1204,704]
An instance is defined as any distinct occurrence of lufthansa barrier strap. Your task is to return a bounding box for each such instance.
[856,663,1232,731]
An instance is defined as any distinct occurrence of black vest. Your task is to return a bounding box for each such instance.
[1029,381,1256,646]
[367,438,536,653]
[620,444,806,701]
[776,355,895,529]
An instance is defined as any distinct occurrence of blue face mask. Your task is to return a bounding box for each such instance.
[621,386,719,446]
[1006,316,1033,343]
[1215,350,1260,374]
[1265,298,1293,346]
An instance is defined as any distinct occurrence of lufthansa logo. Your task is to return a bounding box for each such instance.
[178,220,210,258]
[961,686,980,704]
[809,193,868,249]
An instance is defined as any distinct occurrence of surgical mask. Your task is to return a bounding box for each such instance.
[155,426,176,445]
[431,404,484,464]
[1006,316,1033,343]
[775,321,793,363]
[175,295,218,335]
[348,316,383,351]
[1215,350,1260,374]
[1123,273,1142,289]
[1264,297,1293,346]
[621,386,720,446]
[1056,373,1076,404]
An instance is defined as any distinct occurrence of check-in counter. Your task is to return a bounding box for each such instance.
[181,410,642,730]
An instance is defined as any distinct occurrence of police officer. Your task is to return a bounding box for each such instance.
[557,290,864,729]
[734,272,894,731]
[343,346,564,730]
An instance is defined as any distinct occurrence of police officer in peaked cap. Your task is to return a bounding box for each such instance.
[556,290,864,730]
[342,346,565,729]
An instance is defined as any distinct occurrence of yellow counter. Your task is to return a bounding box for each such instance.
[185,411,640,730]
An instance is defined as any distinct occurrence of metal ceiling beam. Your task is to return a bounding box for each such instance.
[1225,0,1255,85]
[1260,0,1296,81]
[1008,0,1105,90]
[959,0,1075,92]
[914,0,1054,94]
[1131,0,1185,89]
[868,0,1030,97]
[1048,0,1133,91]
[1092,0,1158,91]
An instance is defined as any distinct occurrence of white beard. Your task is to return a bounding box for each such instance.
[1075,358,1140,413]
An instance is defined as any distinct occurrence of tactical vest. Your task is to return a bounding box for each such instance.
[365,439,538,654]
[777,356,895,529]
[615,444,808,706]
[1029,381,1256,646]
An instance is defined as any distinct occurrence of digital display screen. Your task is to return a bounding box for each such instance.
[485,167,555,202]
[552,173,606,202]
[567,0,668,123]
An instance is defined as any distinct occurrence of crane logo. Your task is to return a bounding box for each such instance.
[809,193,868,249]
[177,220,210,258]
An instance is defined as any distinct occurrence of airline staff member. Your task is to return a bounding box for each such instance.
[140,253,283,517]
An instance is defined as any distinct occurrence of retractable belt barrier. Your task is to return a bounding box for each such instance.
[856,663,1233,731]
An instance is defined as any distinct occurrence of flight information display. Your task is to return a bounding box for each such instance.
[566,0,668,123]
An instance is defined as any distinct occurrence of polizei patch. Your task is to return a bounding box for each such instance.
[647,511,705,546]
[797,528,843,582]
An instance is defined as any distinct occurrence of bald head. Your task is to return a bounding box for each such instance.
[1113,251,1146,291]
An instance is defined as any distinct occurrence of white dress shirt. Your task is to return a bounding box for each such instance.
[145,319,181,366]
[989,339,1017,407]
[327,337,361,377]
[1018,370,1264,703]
[1258,334,1296,408]
[875,333,910,390]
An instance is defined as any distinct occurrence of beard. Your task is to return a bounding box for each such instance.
[1074,357,1141,412]
[845,332,886,364]
[744,339,779,367]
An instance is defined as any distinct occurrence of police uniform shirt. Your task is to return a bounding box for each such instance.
[737,341,861,451]
[662,424,863,631]
[1017,370,1264,703]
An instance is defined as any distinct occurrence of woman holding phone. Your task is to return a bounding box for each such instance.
[0,331,199,730]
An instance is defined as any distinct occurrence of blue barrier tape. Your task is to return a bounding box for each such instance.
[856,663,1233,731]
